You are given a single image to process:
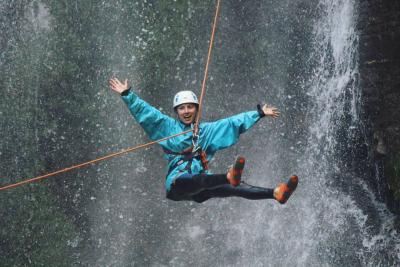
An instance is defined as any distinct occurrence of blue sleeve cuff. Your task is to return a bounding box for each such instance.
[257,104,265,118]
[121,87,131,96]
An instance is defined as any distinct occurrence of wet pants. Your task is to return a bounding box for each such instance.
[166,173,274,203]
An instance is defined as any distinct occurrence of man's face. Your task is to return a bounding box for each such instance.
[176,103,197,125]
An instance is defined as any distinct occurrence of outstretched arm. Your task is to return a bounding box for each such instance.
[204,104,280,151]
[109,77,176,140]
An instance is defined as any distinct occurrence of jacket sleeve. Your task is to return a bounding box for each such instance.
[205,111,261,152]
[121,90,176,140]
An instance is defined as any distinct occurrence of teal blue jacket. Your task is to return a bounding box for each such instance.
[122,90,262,191]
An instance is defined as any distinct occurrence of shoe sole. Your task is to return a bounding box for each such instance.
[229,156,245,186]
[280,175,298,204]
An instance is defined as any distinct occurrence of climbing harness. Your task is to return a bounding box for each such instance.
[0,0,221,191]
[163,122,209,176]
[164,147,209,175]
[163,144,209,176]
[191,126,209,171]
[163,146,199,175]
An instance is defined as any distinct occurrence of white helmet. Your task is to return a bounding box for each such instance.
[173,90,199,108]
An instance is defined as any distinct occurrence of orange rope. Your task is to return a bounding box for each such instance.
[1,0,223,192]
[194,0,222,136]
[0,130,192,191]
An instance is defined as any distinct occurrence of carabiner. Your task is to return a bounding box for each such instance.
[192,134,200,153]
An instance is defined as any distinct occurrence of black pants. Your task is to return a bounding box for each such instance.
[166,173,274,203]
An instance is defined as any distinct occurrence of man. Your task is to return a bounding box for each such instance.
[109,77,298,204]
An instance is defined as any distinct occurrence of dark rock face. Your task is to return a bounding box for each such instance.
[358,0,400,213]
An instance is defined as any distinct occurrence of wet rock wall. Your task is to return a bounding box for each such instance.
[358,0,400,213]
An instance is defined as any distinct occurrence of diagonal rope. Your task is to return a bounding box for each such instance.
[0,130,192,191]
[194,0,222,136]
[0,0,222,191]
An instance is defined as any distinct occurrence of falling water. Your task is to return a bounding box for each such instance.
[293,0,400,265]
[1,0,400,266]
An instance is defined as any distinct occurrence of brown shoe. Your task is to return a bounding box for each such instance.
[227,156,245,187]
[274,175,298,204]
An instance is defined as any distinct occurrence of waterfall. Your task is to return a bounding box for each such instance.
[296,0,400,265]
[159,0,400,266]
[1,0,400,266]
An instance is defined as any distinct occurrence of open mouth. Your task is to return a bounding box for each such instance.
[182,114,193,123]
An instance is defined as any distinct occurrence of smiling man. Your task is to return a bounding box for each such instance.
[109,77,298,204]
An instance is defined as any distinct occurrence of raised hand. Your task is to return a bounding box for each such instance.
[262,104,280,119]
[109,77,129,94]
